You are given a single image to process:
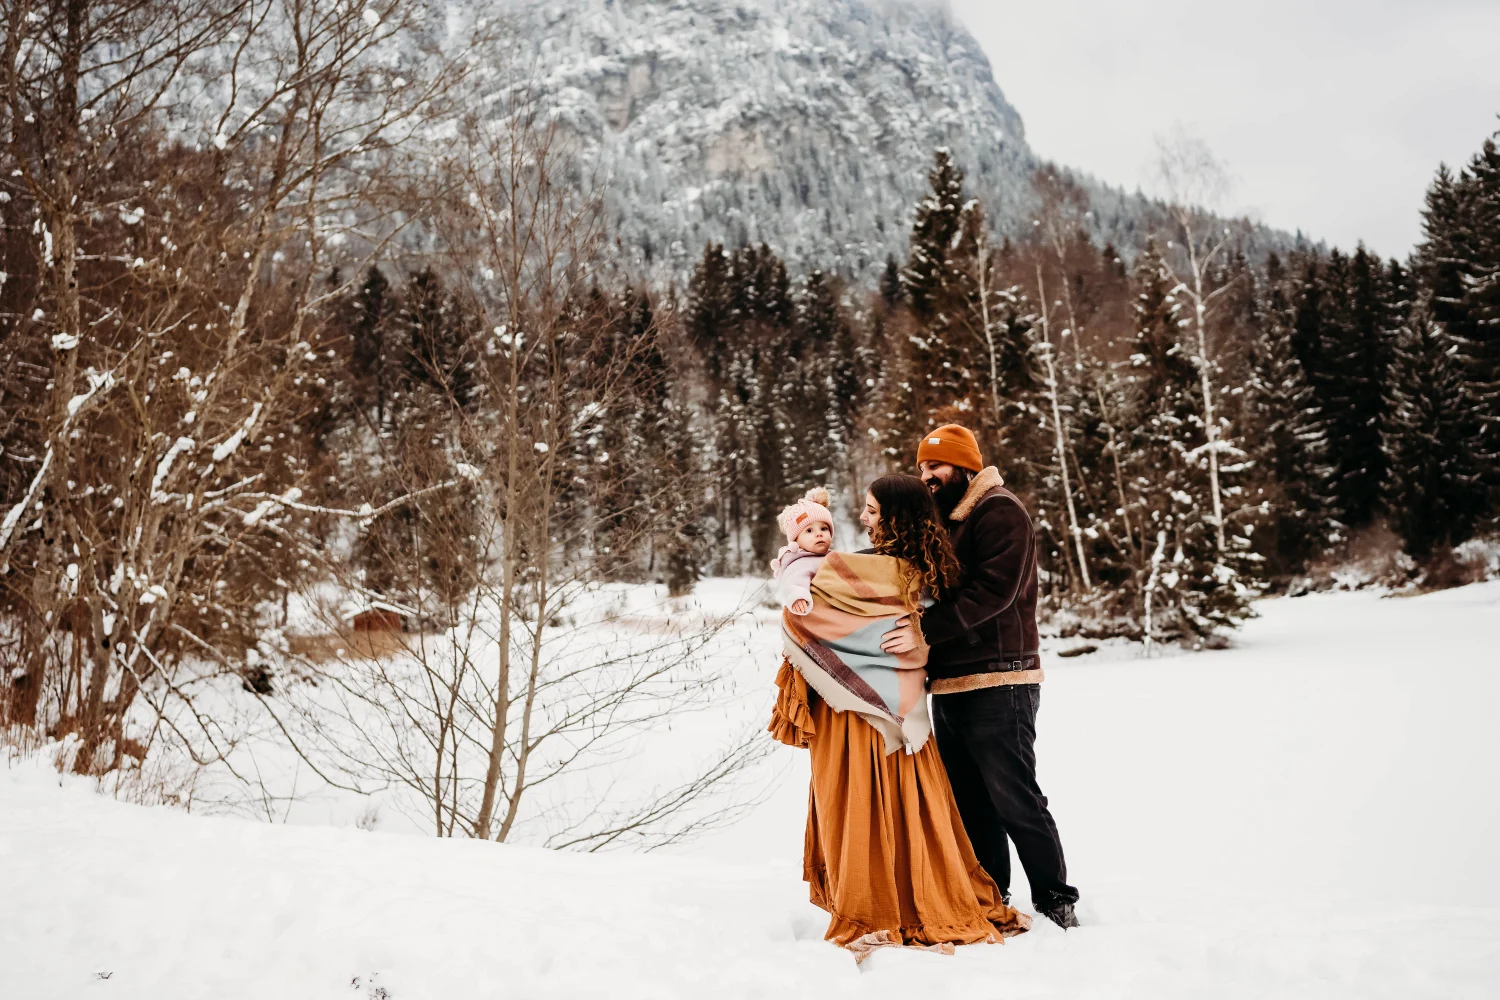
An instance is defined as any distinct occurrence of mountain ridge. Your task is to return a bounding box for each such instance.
[504,0,1297,282]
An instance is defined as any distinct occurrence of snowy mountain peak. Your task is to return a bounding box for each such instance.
[508,0,1042,280]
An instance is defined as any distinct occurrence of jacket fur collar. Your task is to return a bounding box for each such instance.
[948,466,1005,522]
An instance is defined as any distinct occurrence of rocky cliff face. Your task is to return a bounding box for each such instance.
[503,0,1277,282]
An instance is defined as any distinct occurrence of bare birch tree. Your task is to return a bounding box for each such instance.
[1033,264,1091,590]
[1151,126,1246,555]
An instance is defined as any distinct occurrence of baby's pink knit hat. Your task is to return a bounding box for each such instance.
[777,487,835,544]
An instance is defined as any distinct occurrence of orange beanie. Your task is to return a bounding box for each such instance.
[916,424,983,472]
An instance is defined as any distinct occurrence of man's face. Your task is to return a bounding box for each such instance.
[918,460,958,495]
[920,460,972,517]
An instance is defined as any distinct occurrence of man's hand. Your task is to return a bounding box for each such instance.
[790,598,810,615]
[880,615,919,654]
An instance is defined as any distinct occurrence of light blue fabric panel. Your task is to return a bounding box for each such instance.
[822,615,902,714]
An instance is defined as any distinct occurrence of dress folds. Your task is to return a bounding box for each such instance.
[769,661,1030,955]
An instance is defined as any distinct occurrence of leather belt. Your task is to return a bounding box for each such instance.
[929,656,1044,696]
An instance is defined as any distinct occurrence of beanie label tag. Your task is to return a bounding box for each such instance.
[928,437,941,444]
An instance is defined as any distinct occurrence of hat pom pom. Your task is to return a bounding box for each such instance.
[803,486,831,507]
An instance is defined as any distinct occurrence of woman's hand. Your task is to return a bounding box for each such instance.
[790,598,811,615]
[880,615,919,653]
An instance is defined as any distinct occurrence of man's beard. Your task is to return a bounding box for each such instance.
[930,470,972,518]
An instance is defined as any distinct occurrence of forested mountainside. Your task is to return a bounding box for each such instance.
[509,0,1295,282]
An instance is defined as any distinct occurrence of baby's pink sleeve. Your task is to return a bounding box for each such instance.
[776,555,824,613]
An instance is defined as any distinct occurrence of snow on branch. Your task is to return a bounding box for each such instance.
[151,437,197,502]
[235,478,468,527]
[0,343,142,555]
[0,447,52,557]
[210,402,263,465]
[67,368,116,419]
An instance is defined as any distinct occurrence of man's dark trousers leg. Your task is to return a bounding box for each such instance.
[932,683,1079,911]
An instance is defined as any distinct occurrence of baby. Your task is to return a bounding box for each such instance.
[770,487,835,615]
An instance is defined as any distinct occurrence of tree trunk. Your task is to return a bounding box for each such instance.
[472,335,522,840]
[1143,529,1166,656]
[1192,274,1227,554]
[1036,266,1091,591]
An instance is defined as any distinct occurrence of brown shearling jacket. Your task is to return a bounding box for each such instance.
[920,467,1041,685]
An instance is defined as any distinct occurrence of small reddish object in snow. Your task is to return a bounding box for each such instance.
[351,608,404,632]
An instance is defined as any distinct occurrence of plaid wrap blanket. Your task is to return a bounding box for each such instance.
[780,551,932,755]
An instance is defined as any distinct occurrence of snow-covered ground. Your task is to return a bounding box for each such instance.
[4,584,1499,998]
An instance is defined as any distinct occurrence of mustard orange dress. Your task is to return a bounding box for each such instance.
[769,661,1030,955]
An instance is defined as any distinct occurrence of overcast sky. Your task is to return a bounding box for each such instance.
[950,0,1500,259]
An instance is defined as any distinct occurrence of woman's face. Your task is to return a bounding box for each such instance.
[859,492,881,537]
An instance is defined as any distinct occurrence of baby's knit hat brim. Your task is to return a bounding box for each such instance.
[776,486,835,543]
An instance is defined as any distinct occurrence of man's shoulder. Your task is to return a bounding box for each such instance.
[959,489,1034,548]
[971,486,1029,521]
[949,468,1026,525]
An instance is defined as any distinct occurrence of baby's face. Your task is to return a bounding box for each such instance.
[798,522,832,555]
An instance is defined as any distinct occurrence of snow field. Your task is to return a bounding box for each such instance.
[3,583,1499,998]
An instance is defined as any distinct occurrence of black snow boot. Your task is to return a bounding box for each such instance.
[1039,902,1079,929]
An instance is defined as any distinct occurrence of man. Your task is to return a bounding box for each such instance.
[881,423,1081,929]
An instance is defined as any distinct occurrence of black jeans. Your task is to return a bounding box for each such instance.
[931,683,1079,911]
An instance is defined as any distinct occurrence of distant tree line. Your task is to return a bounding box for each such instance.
[675,129,1500,645]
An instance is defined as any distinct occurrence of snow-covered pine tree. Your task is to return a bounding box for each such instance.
[1382,308,1490,559]
[1081,241,1134,358]
[1316,245,1395,528]
[1062,356,1139,606]
[880,152,1056,480]
[864,305,925,466]
[1123,239,1255,644]
[879,255,904,309]
[866,151,968,467]
[981,283,1047,493]
[588,287,674,580]
[401,268,477,410]
[1451,136,1500,497]
[1243,253,1337,573]
[349,265,393,425]
[1304,250,1354,514]
[792,270,859,497]
[688,243,734,384]
[353,268,488,613]
[1290,253,1327,383]
[660,396,709,596]
[1416,164,1478,352]
[903,148,968,325]
[732,244,794,332]
[900,150,986,436]
[711,345,766,571]
[1124,238,1198,635]
[950,196,1039,458]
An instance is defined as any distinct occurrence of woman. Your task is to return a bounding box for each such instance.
[769,474,1029,959]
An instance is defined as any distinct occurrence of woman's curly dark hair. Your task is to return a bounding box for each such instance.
[867,474,962,610]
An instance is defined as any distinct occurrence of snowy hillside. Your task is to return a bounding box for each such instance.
[5,584,1498,998]
[502,0,1291,282]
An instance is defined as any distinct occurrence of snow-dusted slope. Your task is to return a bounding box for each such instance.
[5,584,1499,998]
[504,0,1185,282]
